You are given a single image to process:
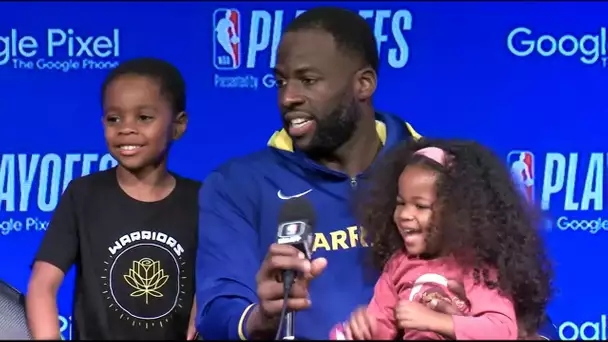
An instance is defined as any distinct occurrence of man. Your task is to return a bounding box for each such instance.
[196,6,555,341]
[195,6,421,340]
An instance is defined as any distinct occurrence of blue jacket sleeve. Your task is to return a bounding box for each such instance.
[537,316,559,340]
[195,168,261,340]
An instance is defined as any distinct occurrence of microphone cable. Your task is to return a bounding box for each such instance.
[274,271,295,340]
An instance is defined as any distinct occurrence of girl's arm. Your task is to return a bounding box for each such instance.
[442,282,518,340]
[366,270,400,340]
[329,263,400,340]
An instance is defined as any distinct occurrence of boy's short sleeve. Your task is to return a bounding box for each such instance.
[33,182,80,273]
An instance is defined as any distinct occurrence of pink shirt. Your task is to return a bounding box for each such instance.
[331,252,518,340]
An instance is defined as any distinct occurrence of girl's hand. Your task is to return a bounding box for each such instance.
[395,300,442,331]
[342,307,377,340]
[424,280,470,315]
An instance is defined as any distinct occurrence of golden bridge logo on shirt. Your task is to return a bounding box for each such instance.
[124,258,169,304]
[102,230,188,329]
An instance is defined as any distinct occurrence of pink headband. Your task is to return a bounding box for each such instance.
[414,147,449,166]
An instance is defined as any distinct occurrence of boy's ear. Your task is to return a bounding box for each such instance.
[173,112,188,140]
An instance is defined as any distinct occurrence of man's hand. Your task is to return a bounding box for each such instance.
[396,300,446,332]
[341,307,376,340]
[257,244,327,316]
[246,244,327,338]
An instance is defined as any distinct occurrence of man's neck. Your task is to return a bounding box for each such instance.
[317,113,381,177]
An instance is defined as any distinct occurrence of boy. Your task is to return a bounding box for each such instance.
[26,58,200,340]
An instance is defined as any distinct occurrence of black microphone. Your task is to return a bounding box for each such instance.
[274,197,316,340]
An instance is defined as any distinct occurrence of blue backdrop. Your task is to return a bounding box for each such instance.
[0,2,606,340]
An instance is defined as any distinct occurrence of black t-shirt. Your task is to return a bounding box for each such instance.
[34,168,201,340]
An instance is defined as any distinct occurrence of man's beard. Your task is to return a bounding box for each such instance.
[304,98,362,157]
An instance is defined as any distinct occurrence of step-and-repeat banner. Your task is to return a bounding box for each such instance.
[0,2,606,340]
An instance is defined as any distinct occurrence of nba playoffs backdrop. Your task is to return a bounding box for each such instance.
[0,1,606,340]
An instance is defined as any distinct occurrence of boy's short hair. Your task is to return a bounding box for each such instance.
[101,57,186,114]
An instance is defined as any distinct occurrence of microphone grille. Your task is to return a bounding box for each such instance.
[277,197,316,228]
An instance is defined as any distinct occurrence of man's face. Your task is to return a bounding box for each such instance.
[274,29,362,155]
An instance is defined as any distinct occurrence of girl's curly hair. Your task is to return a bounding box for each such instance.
[357,138,553,334]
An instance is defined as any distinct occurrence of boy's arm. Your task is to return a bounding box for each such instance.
[187,295,198,340]
[27,263,66,340]
[27,184,80,340]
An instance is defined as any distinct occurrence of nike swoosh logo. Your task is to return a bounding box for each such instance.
[277,189,313,200]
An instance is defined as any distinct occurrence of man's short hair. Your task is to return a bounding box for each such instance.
[285,7,379,73]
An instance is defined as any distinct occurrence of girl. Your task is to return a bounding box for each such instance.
[331,138,553,340]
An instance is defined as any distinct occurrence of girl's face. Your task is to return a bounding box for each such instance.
[394,164,439,256]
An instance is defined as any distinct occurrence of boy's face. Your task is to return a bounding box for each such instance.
[102,74,185,171]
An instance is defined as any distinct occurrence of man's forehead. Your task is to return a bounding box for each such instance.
[280,29,336,48]
[277,29,340,67]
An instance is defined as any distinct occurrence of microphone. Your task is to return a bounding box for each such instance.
[274,197,316,340]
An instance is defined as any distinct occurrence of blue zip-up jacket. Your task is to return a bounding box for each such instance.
[195,112,421,340]
[538,316,559,340]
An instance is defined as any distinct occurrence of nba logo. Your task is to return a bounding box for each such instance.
[213,8,241,70]
[279,221,305,237]
[285,224,298,236]
[507,150,535,203]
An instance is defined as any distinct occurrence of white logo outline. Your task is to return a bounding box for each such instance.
[408,273,448,301]
[277,189,312,200]
[108,243,180,320]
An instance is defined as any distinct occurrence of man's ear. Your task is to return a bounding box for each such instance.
[173,111,188,140]
[354,67,377,101]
